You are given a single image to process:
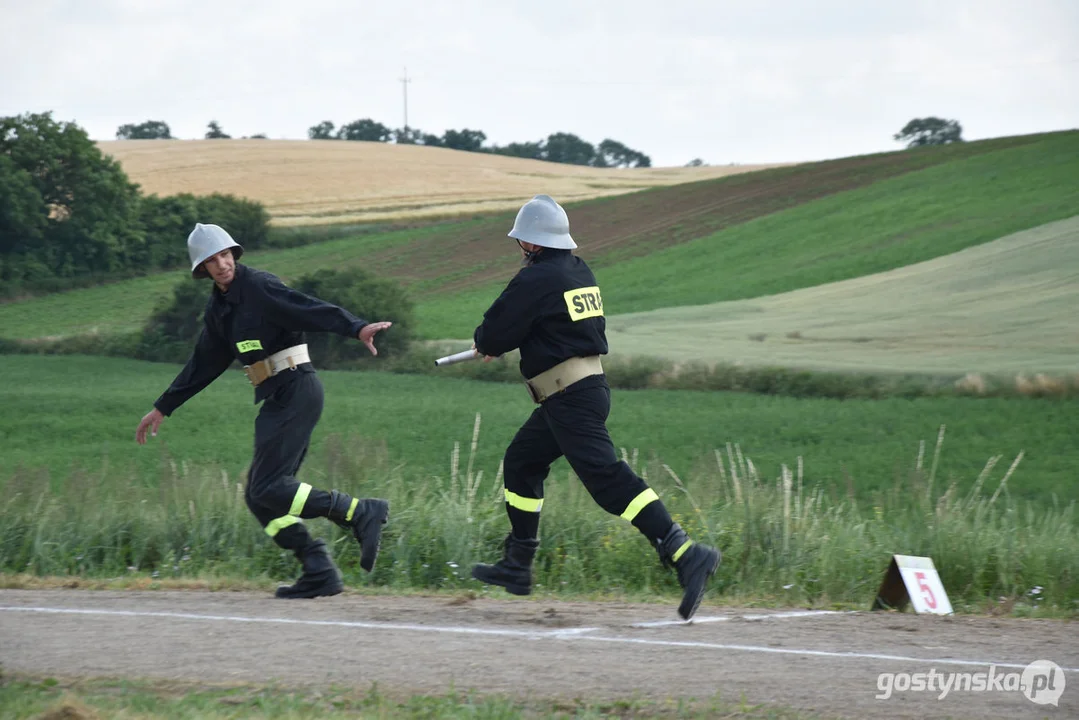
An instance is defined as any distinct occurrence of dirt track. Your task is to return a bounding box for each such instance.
[1,590,1075,718]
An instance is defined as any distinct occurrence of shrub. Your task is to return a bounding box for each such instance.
[194,193,270,250]
[292,268,415,366]
[135,278,213,363]
[138,192,270,273]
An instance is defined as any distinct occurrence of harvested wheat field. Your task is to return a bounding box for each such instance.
[97,139,783,225]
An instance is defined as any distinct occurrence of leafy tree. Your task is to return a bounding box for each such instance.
[441,128,487,152]
[685,158,706,167]
[2,112,144,278]
[116,120,173,140]
[138,194,201,269]
[308,121,336,140]
[0,154,47,258]
[194,193,271,250]
[336,118,392,142]
[393,127,424,145]
[246,133,268,139]
[293,268,414,366]
[0,154,50,287]
[894,117,963,148]
[490,141,544,160]
[543,132,596,166]
[596,139,651,168]
[205,121,230,139]
[135,278,214,362]
[420,133,444,147]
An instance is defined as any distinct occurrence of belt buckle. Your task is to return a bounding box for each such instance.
[243,358,273,386]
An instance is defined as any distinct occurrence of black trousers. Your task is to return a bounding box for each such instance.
[245,371,334,552]
[501,375,672,542]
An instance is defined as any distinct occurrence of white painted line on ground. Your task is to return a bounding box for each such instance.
[576,635,1079,673]
[3,605,1077,674]
[0,606,591,640]
[546,627,601,638]
[632,610,845,628]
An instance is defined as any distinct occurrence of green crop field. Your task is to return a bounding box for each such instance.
[2,355,1073,503]
[606,217,1079,374]
[3,354,1076,612]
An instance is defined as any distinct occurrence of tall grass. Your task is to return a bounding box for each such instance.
[3,418,1074,615]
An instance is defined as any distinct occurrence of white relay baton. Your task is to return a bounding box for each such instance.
[434,348,480,366]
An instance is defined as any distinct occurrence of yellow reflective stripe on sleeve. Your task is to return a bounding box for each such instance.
[265,515,302,537]
[504,489,544,513]
[236,339,263,353]
[562,286,604,321]
[288,483,312,517]
[345,497,359,523]
[620,488,659,521]
[672,539,693,563]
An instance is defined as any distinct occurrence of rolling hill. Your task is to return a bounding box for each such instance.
[5,130,1071,347]
[606,216,1079,375]
[98,139,783,225]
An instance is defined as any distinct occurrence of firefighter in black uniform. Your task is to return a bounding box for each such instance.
[470,195,721,620]
[135,223,391,599]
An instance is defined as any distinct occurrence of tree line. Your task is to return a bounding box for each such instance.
[116,120,267,140]
[307,119,652,168]
[1,112,269,298]
[114,117,652,168]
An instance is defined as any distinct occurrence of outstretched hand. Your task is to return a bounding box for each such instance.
[359,321,393,355]
[135,408,165,445]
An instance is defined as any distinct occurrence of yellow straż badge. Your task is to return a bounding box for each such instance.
[563,286,603,321]
[236,339,263,353]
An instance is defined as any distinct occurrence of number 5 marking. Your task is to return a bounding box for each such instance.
[915,571,937,609]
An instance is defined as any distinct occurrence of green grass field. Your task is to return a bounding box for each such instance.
[2,355,1073,503]
[0,675,818,720]
[3,354,1076,612]
[606,216,1079,374]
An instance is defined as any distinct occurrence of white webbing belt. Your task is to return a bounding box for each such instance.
[244,344,311,386]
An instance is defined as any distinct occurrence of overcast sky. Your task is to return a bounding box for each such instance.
[2,0,1076,166]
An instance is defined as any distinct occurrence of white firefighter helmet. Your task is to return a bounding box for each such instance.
[507,194,577,250]
[187,223,243,278]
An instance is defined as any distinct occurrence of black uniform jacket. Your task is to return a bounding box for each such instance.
[154,264,368,415]
[473,249,608,379]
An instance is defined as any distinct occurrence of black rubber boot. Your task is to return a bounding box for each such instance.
[328,490,389,572]
[471,534,539,596]
[657,523,721,620]
[275,539,344,599]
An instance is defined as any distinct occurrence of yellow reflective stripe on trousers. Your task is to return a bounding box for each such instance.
[288,483,312,516]
[504,489,543,513]
[265,515,301,537]
[672,539,693,563]
[265,483,313,537]
[620,488,659,521]
[345,497,359,522]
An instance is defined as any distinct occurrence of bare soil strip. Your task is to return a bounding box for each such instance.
[2,590,1075,719]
